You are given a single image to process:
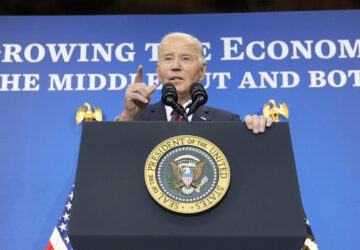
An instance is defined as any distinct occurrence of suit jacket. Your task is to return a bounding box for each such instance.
[135,101,241,121]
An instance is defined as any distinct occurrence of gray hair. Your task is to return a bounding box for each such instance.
[158,32,205,64]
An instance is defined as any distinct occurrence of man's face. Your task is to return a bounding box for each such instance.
[157,36,207,103]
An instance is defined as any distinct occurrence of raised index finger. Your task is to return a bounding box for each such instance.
[134,65,143,83]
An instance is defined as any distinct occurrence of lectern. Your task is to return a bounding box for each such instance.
[69,122,306,250]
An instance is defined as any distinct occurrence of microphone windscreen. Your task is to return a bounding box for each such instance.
[161,82,178,106]
[190,82,208,105]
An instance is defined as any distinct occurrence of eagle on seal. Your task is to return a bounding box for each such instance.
[169,160,205,189]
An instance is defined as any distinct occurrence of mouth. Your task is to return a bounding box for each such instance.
[169,77,184,82]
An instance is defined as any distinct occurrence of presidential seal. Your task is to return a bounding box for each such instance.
[144,135,230,214]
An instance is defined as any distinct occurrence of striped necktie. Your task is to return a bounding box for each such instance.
[170,110,183,121]
[170,103,191,121]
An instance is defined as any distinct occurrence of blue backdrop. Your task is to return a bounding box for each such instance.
[0,10,359,249]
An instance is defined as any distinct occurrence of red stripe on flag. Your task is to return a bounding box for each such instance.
[45,242,54,250]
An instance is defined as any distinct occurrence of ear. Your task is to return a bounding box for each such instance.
[199,62,207,81]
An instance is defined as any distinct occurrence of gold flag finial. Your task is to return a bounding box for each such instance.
[263,99,289,122]
[76,102,103,125]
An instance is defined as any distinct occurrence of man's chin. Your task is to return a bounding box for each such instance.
[170,80,186,86]
[177,91,191,103]
[175,87,187,94]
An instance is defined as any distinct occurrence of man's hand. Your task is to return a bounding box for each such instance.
[244,115,273,134]
[116,65,157,121]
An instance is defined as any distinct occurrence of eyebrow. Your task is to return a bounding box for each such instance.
[161,53,193,58]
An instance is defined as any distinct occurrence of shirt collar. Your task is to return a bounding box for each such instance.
[165,100,193,121]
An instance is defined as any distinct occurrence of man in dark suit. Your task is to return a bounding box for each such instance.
[116,32,272,133]
[115,32,317,247]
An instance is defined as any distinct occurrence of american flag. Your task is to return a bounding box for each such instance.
[45,185,74,250]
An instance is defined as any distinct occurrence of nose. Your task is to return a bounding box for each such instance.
[171,58,181,71]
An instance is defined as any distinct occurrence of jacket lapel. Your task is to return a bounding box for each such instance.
[148,102,167,121]
[192,105,211,121]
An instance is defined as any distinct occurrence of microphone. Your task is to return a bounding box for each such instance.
[187,82,208,116]
[161,83,187,120]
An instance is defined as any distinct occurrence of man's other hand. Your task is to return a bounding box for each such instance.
[244,115,273,134]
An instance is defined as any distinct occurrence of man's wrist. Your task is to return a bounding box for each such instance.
[115,111,135,121]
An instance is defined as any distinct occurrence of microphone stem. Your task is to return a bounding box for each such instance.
[181,113,188,121]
